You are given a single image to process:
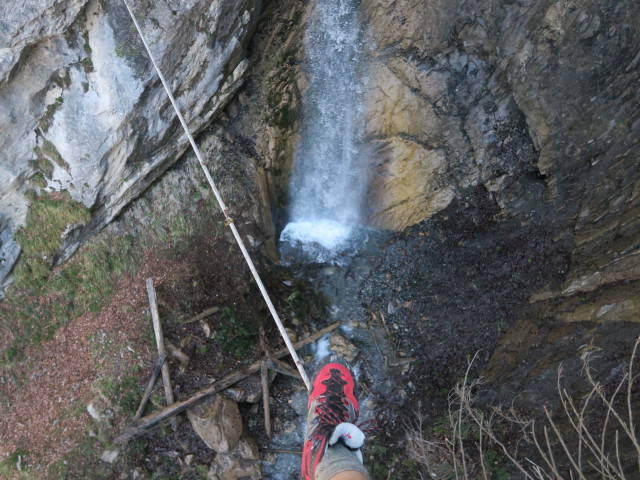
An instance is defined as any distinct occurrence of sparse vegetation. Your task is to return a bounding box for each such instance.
[38,101,63,133]
[80,56,94,73]
[34,139,70,171]
[215,306,255,357]
[115,42,139,58]
[100,372,142,417]
[28,172,48,189]
[1,214,138,365]
[406,341,640,479]
[12,191,90,289]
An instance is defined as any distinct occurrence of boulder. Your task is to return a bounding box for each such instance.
[223,375,263,404]
[187,395,242,453]
[208,433,261,480]
[329,332,357,362]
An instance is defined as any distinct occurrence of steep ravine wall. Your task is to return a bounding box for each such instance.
[254,0,639,410]
[0,0,261,294]
[1,0,638,416]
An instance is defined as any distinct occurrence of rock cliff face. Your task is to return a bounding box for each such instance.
[254,0,639,409]
[0,0,260,293]
[1,0,638,416]
[364,0,640,404]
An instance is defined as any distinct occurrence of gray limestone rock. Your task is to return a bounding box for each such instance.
[0,0,260,295]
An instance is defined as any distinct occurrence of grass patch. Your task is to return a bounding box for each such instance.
[1,208,139,365]
[0,447,33,479]
[215,306,255,357]
[100,372,141,417]
[47,434,109,480]
[38,101,62,133]
[28,172,48,189]
[13,191,90,289]
[34,139,70,171]
[81,57,94,73]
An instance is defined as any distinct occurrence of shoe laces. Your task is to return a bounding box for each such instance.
[314,370,357,431]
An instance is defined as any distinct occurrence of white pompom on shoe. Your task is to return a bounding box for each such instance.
[328,422,365,463]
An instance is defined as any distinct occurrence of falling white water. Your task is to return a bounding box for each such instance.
[279,0,367,264]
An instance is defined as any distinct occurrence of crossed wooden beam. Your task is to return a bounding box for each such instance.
[114,278,337,444]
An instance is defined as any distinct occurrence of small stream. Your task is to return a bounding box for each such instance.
[269,3,394,475]
[264,229,400,478]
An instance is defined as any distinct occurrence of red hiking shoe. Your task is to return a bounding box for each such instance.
[301,356,365,480]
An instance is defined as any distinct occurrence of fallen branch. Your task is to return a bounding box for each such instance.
[266,357,302,380]
[183,306,220,324]
[115,322,339,443]
[134,353,166,420]
[262,361,272,439]
[166,341,190,367]
[260,327,272,440]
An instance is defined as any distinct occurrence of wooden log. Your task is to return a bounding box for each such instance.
[183,306,220,324]
[266,357,302,380]
[134,353,166,420]
[146,278,174,408]
[261,361,272,439]
[260,326,272,439]
[115,322,339,443]
[166,341,190,367]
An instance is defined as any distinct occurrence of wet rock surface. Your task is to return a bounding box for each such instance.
[206,0,640,474]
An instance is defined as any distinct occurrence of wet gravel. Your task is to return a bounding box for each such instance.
[282,185,572,475]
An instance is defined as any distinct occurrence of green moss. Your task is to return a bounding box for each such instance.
[13,191,90,289]
[81,57,94,73]
[34,139,70,171]
[115,42,139,58]
[215,306,255,357]
[28,172,48,189]
[82,32,92,55]
[273,102,296,130]
[53,71,72,89]
[38,102,61,133]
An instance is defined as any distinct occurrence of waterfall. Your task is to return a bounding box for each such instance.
[279,0,367,264]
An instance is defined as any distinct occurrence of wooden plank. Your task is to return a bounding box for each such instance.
[115,322,339,443]
[182,306,220,324]
[261,362,272,439]
[134,353,166,420]
[146,278,174,408]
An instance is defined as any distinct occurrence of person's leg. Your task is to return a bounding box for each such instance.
[327,471,369,480]
[315,442,370,480]
[301,356,371,480]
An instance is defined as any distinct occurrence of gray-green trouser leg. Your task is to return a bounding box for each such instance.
[315,443,371,480]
